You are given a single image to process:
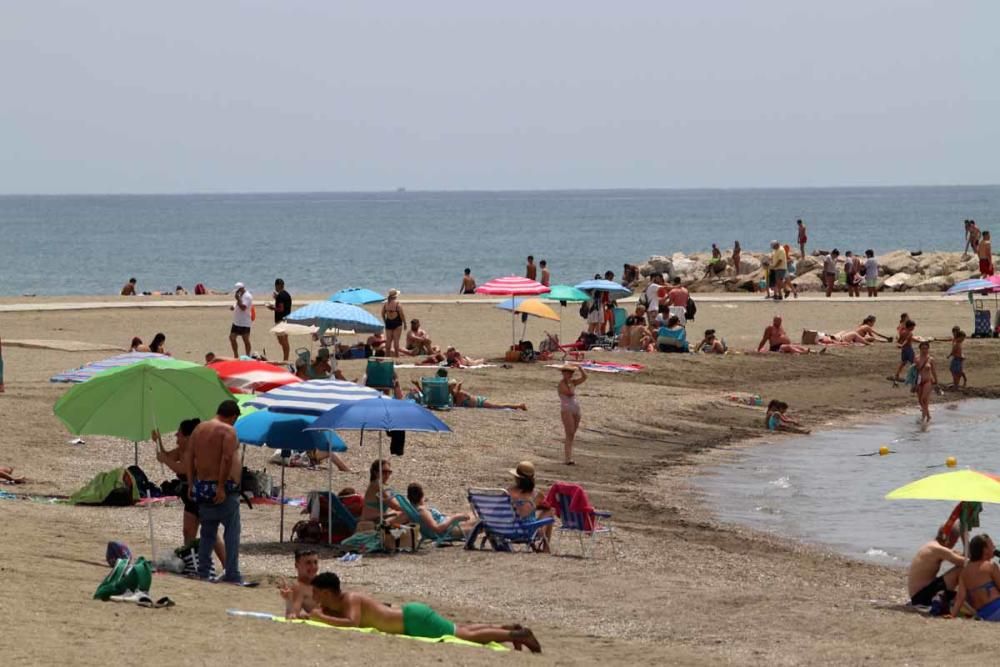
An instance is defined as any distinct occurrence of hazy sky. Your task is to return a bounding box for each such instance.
[2,1,997,193]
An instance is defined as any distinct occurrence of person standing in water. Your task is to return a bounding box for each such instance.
[557,364,587,465]
[525,255,537,281]
[915,341,939,422]
[539,259,550,286]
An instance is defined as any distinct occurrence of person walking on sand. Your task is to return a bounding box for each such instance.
[229,282,253,357]
[539,259,550,286]
[978,230,994,278]
[893,319,917,383]
[381,289,405,357]
[266,278,292,362]
[915,341,939,422]
[557,364,587,465]
[459,268,476,295]
[525,255,537,281]
[308,572,542,652]
[184,399,244,583]
[823,250,840,297]
[797,219,808,259]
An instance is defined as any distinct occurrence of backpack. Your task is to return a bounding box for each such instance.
[578,301,591,318]
[194,283,206,295]
[126,465,161,498]
[685,297,697,322]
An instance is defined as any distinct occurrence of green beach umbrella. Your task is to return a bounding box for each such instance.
[234,393,260,417]
[542,285,590,302]
[54,358,233,442]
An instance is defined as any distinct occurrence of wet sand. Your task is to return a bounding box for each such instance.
[2,295,1000,665]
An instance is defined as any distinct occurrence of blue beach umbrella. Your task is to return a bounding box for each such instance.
[307,398,451,524]
[946,279,995,296]
[245,379,381,415]
[286,301,384,334]
[574,279,632,299]
[50,352,170,383]
[329,287,385,305]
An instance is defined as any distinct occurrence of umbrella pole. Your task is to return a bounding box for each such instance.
[147,489,157,563]
[327,447,333,546]
[280,461,286,544]
[377,430,384,527]
[134,441,139,467]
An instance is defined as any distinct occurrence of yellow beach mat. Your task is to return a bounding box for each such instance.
[227,610,508,652]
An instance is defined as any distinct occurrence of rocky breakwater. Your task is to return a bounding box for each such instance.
[633,250,982,294]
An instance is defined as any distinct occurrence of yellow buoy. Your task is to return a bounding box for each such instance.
[878,446,890,456]
[946,457,957,468]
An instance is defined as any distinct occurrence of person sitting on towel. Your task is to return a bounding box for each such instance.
[309,572,541,651]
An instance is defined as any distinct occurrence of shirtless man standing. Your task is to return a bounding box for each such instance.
[978,230,993,278]
[184,400,243,583]
[309,572,541,652]
[965,220,982,257]
[279,549,320,619]
[908,525,965,607]
[539,259,550,286]
[797,219,808,259]
[525,255,537,281]
[757,316,811,354]
[459,268,476,295]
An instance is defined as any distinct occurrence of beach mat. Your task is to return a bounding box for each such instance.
[392,363,497,370]
[6,338,127,352]
[545,361,643,374]
[226,610,508,651]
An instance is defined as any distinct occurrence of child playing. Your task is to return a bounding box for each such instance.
[864,249,879,298]
[765,400,810,434]
[948,330,967,388]
[893,319,917,383]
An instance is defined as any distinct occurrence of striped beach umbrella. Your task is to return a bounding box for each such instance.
[475,276,551,296]
[50,352,171,383]
[244,379,381,415]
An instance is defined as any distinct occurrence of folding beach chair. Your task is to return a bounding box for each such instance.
[465,488,554,553]
[420,376,452,409]
[393,493,464,547]
[551,485,618,559]
[306,491,360,544]
[364,358,395,390]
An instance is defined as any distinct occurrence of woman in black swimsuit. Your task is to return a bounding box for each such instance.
[381,289,406,358]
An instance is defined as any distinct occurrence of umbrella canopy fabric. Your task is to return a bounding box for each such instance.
[245,379,381,415]
[236,411,347,452]
[496,297,560,321]
[307,397,451,433]
[53,359,234,441]
[329,287,385,305]
[270,321,322,336]
[207,359,302,393]
[234,393,260,416]
[885,469,1000,503]
[574,279,632,299]
[542,285,591,303]
[946,279,996,296]
[50,352,172,383]
[286,301,383,334]
[475,276,551,296]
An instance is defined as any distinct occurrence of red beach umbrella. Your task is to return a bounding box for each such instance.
[207,359,302,394]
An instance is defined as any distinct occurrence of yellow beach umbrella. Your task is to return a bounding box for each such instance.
[885,469,1000,504]
[497,297,560,321]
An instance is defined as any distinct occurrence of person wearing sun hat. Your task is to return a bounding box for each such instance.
[381,288,406,357]
[506,461,554,552]
[556,364,587,465]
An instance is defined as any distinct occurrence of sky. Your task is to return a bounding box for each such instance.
[1,1,997,194]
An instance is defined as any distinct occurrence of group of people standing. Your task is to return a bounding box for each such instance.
[964,220,994,278]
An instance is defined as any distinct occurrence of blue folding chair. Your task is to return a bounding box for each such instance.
[393,493,464,547]
[465,488,554,553]
[552,487,618,559]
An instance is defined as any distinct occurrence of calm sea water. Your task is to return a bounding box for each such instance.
[1,186,999,296]
[697,399,1000,566]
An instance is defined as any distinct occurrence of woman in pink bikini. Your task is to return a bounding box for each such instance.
[557,364,587,465]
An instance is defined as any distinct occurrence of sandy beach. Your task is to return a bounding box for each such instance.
[4,294,1000,666]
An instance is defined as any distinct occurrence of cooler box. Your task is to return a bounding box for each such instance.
[365,358,395,388]
[420,377,451,409]
[974,310,992,338]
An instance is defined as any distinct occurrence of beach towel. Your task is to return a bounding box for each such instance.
[226,610,508,651]
[392,363,497,370]
[545,361,643,374]
[544,482,596,532]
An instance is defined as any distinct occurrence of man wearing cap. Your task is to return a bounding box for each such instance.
[769,241,787,301]
[229,282,254,357]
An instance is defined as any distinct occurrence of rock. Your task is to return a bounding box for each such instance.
[958,256,979,272]
[671,252,698,276]
[882,272,912,291]
[791,271,824,292]
[796,256,821,274]
[645,256,674,277]
[915,275,955,292]
[739,255,762,274]
[879,250,918,275]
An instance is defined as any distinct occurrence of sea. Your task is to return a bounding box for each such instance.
[697,399,1000,567]
[1,186,999,297]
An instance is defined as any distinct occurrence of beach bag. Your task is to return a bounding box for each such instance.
[578,301,591,318]
[194,283,206,295]
[127,465,161,498]
[685,297,697,322]
[175,541,218,578]
[241,467,267,497]
[905,364,919,391]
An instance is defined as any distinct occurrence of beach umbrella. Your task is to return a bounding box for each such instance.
[574,279,632,299]
[497,297,560,341]
[50,352,170,383]
[885,469,1000,504]
[234,393,260,417]
[270,321,322,337]
[329,287,385,305]
[542,285,591,303]
[236,410,348,543]
[475,276,551,344]
[207,359,302,394]
[244,379,381,415]
[945,279,995,296]
[307,398,451,541]
[286,301,383,335]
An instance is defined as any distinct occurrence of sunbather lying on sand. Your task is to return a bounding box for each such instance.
[817,330,870,346]
[309,572,542,652]
[445,347,484,367]
[757,317,812,355]
[448,379,526,410]
[855,315,893,342]
[0,466,25,483]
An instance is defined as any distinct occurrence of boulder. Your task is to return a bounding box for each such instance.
[916,254,957,277]
[796,256,821,274]
[739,255,762,274]
[879,250,918,275]
[882,272,912,291]
[671,252,698,276]
[915,275,955,292]
[645,256,674,277]
[791,271,824,292]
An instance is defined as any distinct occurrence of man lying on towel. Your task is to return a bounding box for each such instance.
[309,572,542,652]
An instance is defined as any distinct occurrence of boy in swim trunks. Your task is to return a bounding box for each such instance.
[978,230,994,278]
[892,319,917,383]
[948,330,967,388]
[309,572,541,652]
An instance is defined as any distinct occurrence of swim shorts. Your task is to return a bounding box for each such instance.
[910,576,946,606]
[950,357,964,375]
[980,258,994,276]
[866,276,878,288]
[230,324,251,336]
[402,602,456,638]
[901,346,915,364]
[193,479,239,504]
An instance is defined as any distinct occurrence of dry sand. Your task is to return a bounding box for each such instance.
[3,295,1000,666]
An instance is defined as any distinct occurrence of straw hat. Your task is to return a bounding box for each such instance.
[387,288,400,298]
[509,461,536,480]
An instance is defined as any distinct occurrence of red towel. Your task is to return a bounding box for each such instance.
[545,482,596,532]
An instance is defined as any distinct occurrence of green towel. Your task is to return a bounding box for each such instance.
[70,468,138,505]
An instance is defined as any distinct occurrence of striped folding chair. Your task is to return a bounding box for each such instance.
[553,490,618,559]
[466,488,553,553]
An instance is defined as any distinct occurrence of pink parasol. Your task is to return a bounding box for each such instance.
[206,359,302,394]
[475,276,551,296]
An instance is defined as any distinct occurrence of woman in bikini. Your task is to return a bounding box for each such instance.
[558,364,587,465]
[952,534,1000,620]
[381,289,406,357]
[361,459,406,527]
[915,341,939,422]
[855,315,893,343]
[448,379,526,410]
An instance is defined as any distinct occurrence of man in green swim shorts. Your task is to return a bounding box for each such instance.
[309,572,541,652]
